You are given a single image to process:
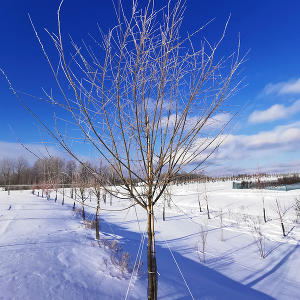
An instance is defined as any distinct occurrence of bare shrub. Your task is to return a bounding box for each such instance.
[101,239,134,274]
[85,219,97,229]
[294,197,300,223]
[197,225,208,263]
[110,251,130,274]
[73,208,82,218]
[249,217,266,258]
[275,199,287,237]
[219,209,224,241]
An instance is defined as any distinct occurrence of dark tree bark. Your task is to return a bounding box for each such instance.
[95,204,100,240]
[198,195,202,213]
[147,200,157,300]
[82,205,85,220]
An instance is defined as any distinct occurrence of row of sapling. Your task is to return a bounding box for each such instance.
[34,160,295,265]
[31,164,135,273]
[31,160,108,242]
[3,0,246,297]
[246,197,289,259]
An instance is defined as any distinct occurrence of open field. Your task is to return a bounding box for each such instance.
[1,181,300,299]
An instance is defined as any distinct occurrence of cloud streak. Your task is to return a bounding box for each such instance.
[263,78,300,96]
[220,121,300,159]
[0,141,63,164]
[192,121,300,174]
[161,112,232,131]
[249,99,300,123]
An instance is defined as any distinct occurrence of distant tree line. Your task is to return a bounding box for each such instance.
[0,156,122,188]
[2,156,297,188]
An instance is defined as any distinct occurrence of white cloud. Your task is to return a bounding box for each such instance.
[161,112,231,131]
[263,78,300,96]
[207,160,300,176]
[249,99,300,123]
[0,141,63,164]
[190,121,300,172]
[224,121,300,155]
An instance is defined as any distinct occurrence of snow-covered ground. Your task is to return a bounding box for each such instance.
[1,181,300,299]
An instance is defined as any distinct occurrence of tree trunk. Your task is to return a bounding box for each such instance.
[96,198,100,240]
[220,209,224,241]
[147,202,157,300]
[263,208,267,223]
[262,198,267,223]
[198,195,202,213]
[281,222,286,237]
[7,178,10,195]
[82,203,85,220]
[276,199,285,237]
[205,195,210,219]
[72,201,75,210]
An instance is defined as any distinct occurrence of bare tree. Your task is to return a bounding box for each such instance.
[198,195,202,213]
[75,163,91,221]
[0,158,15,194]
[197,181,202,213]
[219,209,224,241]
[90,162,107,240]
[275,199,287,237]
[262,197,267,223]
[249,217,265,258]
[3,1,245,298]
[15,157,29,185]
[197,224,208,263]
[294,197,300,223]
[204,182,211,219]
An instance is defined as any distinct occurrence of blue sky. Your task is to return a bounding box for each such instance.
[1,0,300,175]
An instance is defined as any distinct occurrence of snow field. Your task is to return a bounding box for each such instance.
[1,180,300,299]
